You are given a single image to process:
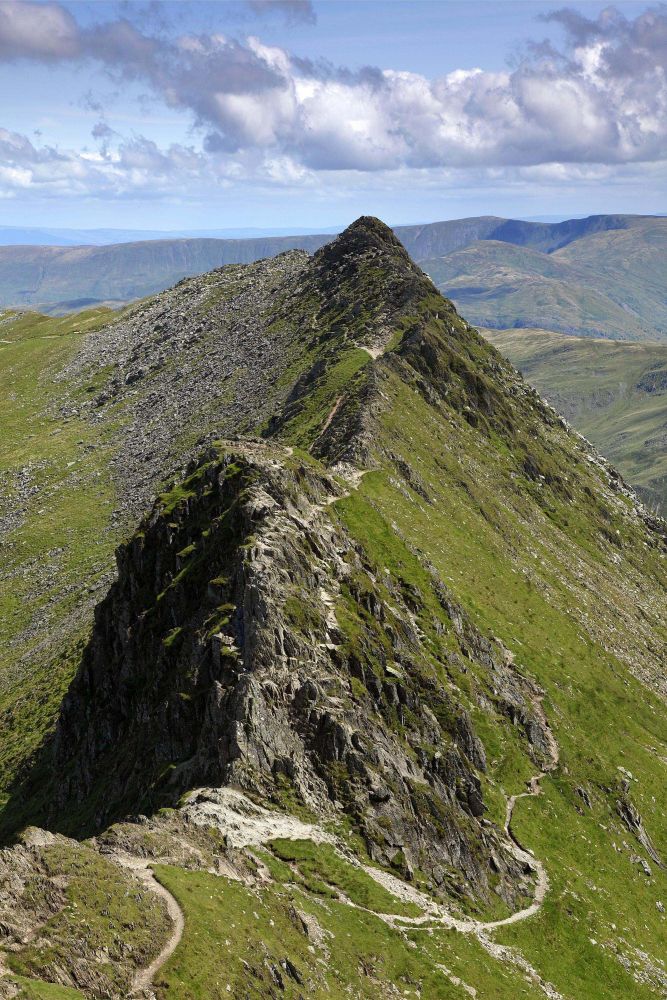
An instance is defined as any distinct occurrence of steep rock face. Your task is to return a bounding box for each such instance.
[52,440,551,908]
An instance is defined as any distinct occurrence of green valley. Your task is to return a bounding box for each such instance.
[485,328,667,514]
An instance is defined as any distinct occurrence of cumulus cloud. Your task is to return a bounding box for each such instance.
[0,125,215,199]
[0,0,665,202]
[0,0,78,59]
[544,5,667,74]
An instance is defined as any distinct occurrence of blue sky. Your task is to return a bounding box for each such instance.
[0,0,665,230]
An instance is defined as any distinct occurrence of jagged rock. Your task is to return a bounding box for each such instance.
[46,442,535,906]
[575,786,593,809]
[617,797,665,869]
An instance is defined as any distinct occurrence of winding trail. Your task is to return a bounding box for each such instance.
[109,681,561,996]
[301,454,563,993]
[105,850,184,997]
[351,691,563,997]
[133,871,184,995]
[357,692,559,934]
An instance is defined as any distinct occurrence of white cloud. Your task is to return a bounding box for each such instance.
[0,0,78,59]
[0,126,210,199]
[0,2,666,205]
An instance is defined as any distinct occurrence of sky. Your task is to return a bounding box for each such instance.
[0,0,665,230]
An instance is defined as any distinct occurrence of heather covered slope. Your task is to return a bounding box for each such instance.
[1,219,666,1000]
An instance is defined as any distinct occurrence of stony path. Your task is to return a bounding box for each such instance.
[132,870,184,995]
[110,688,561,998]
[104,850,185,997]
[296,450,563,983]
[180,787,336,849]
[353,689,563,997]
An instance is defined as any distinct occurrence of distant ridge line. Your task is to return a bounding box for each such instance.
[0,213,663,317]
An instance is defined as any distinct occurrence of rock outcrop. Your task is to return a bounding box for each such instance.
[52,439,551,908]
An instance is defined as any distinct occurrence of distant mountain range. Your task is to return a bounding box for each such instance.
[0,224,342,246]
[1,214,665,343]
[0,215,630,246]
[422,218,667,341]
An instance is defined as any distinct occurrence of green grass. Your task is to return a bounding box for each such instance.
[7,841,171,995]
[153,863,545,999]
[421,217,667,341]
[268,839,422,916]
[556,219,667,335]
[485,327,667,513]
[4,976,84,999]
[492,779,666,1000]
[277,346,370,449]
[326,359,667,998]
[0,309,119,810]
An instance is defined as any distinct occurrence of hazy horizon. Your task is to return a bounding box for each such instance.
[1,211,666,248]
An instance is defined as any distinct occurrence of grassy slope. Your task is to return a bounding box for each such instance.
[421,240,657,341]
[485,327,667,513]
[0,309,122,811]
[339,478,665,998]
[153,858,545,1000]
[555,219,667,335]
[6,979,84,999]
[325,340,667,998]
[5,841,170,995]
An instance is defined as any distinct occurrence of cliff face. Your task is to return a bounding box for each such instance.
[52,439,553,909]
[47,219,666,907]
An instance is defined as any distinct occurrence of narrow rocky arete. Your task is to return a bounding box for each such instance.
[1,219,665,1000]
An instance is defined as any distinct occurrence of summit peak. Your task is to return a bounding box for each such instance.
[316,214,408,263]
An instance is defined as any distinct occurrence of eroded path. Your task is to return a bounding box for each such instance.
[354,690,563,997]
[104,850,185,997]
[108,689,560,998]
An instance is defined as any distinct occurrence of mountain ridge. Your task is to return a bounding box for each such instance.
[0,212,659,317]
[1,217,666,1000]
